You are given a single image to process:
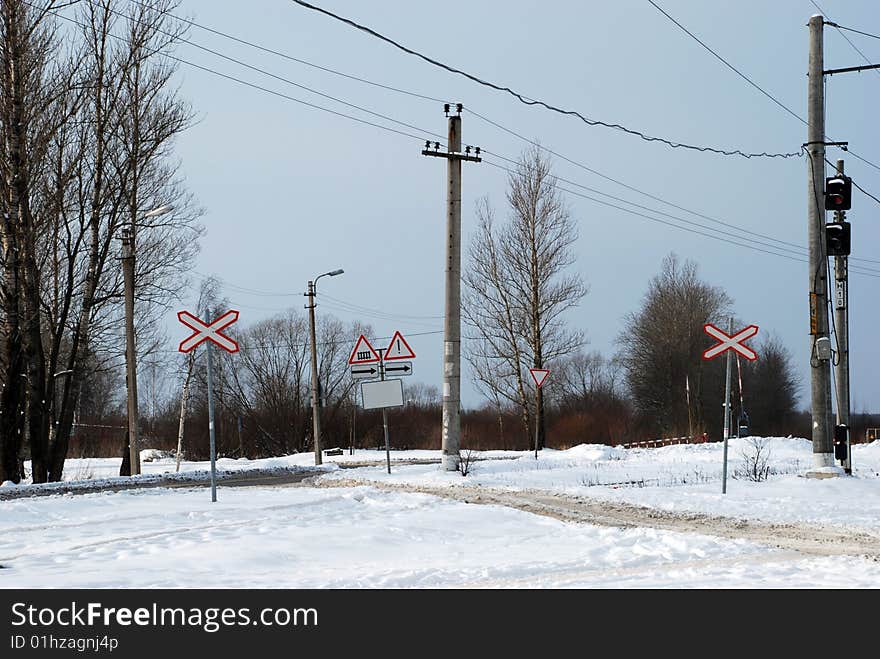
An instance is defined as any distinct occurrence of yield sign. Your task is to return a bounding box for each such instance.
[530,368,550,388]
[349,334,381,364]
[178,310,240,353]
[702,324,759,361]
[383,330,416,360]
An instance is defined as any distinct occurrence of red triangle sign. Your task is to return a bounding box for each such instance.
[530,368,550,388]
[383,330,416,361]
[348,335,381,364]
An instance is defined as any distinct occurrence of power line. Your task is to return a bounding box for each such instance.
[648,1,880,185]
[154,329,444,355]
[852,178,880,207]
[811,0,880,77]
[66,0,448,144]
[138,0,827,248]
[826,22,880,41]
[126,0,448,104]
[289,0,801,159]
[471,109,823,257]
[484,148,812,260]
[49,2,880,276]
[648,0,807,125]
[115,1,877,265]
[43,5,445,147]
[481,156,880,279]
[188,271,443,325]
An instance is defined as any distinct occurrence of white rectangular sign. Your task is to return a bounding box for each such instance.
[361,379,404,409]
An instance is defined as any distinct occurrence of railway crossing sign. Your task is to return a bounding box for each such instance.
[176,308,241,505]
[178,310,240,353]
[348,334,381,364]
[529,368,550,388]
[702,324,759,361]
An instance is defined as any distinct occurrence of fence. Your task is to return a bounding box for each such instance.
[620,435,707,450]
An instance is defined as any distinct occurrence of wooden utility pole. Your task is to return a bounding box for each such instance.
[121,227,141,475]
[806,14,835,471]
[832,158,851,474]
[422,104,481,471]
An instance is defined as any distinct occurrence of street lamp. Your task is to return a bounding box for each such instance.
[122,204,173,476]
[306,268,344,465]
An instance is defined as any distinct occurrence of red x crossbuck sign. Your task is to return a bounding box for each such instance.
[702,323,759,361]
[178,310,240,353]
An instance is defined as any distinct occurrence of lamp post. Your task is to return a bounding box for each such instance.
[306,268,344,465]
[122,204,173,476]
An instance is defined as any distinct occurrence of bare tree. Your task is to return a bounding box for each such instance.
[40,0,201,481]
[617,253,731,438]
[0,1,75,483]
[463,146,587,450]
[739,334,800,436]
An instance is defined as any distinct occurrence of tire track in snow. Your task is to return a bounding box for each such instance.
[316,478,880,560]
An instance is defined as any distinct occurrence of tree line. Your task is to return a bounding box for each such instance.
[0,1,201,483]
[104,148,804,464]
[1,3,810,479]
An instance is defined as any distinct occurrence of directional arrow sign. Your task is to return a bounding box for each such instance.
[383,361,413,377]
[351,365,381,380]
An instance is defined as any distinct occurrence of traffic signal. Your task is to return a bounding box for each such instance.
[833,424,849,462]
[825,175,852,211]
[825,221,851,257]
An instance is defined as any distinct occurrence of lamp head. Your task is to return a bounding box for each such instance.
[143,205,173,218]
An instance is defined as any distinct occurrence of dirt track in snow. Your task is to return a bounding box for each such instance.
[314,476,880,561]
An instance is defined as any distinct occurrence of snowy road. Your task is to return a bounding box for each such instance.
[317,478,880,560]
[2,439,879,588]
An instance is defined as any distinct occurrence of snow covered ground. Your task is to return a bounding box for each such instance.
[1,437,878,588]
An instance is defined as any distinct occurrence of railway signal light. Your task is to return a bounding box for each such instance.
[825,175,852,211]
[833,424,849,462]
[825,221,851,257]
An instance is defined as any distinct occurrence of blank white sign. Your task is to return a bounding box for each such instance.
[361,379,404,409]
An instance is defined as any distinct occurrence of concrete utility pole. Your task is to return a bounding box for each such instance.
[306,280,320,465]
[806,14,835,471]
[832,159,852,474]
[305,269,344,466]
[121,227,141,476]
[422,104,481,471]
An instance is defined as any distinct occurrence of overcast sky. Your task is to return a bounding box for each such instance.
[143,0,880,417]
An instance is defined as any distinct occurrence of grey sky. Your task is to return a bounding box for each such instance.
[155,0,880,414]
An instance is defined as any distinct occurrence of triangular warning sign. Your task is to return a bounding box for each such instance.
[348,335,381,364]
[530,368,550,388]
[383,331,416,361]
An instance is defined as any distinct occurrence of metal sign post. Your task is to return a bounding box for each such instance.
[205,341,218,502]
[702,320,759,494]
[178,309,240,503]
[529,369,550,460]
[380,350,391,475]
[350,332,414,474]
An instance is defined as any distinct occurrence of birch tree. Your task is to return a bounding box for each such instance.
[463,146,587,450]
